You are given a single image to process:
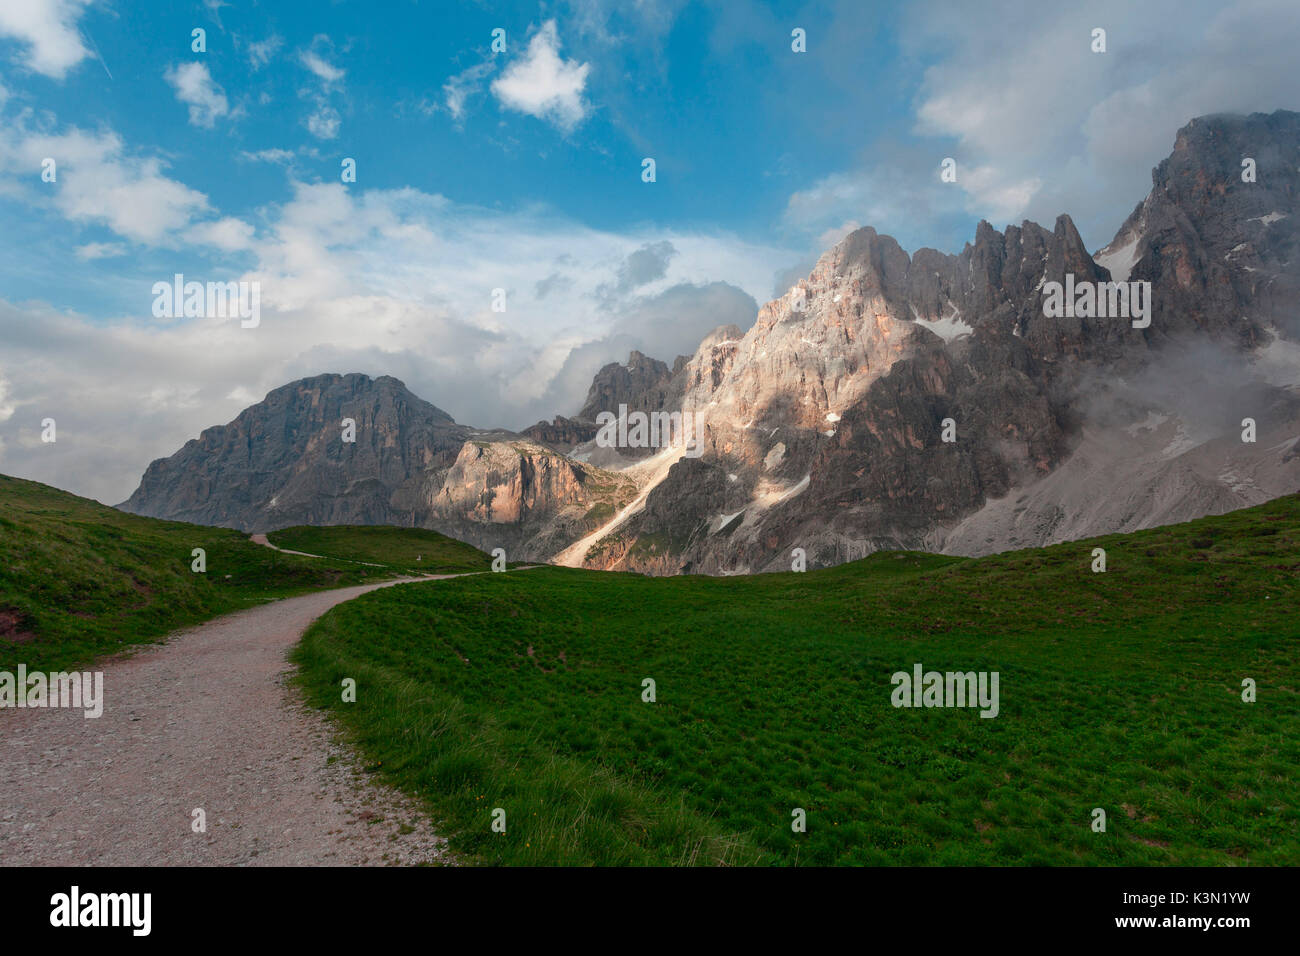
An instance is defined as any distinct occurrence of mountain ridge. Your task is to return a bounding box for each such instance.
[119,110,1300,572]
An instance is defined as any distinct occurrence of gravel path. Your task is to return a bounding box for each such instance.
[248,532,325,558]
[0,577,457,866]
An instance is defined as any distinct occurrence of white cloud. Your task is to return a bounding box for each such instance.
[816,221,862,250]
[0,375,15,423]
[187,216,256,252]
[246,34,282,70]
[491,20,590,130]
[239,147,296,164]
[0,0,91,78]
[74,241,126,260]
[443,61,495,121]
[783,142,966,253]
[299,49,344,86]
[569,0,689,44]
[305,105,340,140]
[959,165,1043,225]
[0,172,797,504]
[164,62,230,128]
[0,120,211,243]
[899,0,1300,246]
[783,0,1300,255]
[297,40,346,140]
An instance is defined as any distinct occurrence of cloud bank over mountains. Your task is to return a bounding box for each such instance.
[0,168,786,503]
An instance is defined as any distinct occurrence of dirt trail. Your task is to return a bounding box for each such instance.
[250,532,383,565]
[0,576,458,866]
[249,532,323,558]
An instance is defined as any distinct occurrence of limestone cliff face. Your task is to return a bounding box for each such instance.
[434,442,587,523]
[579,215,1098,573]
[682,228,925,438]
[426,440,635,557]
[572,111,1300,574]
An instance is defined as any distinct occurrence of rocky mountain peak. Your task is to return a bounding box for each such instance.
[577,110,1300,574]
[1099,109,1300,346]
[121,372,471,529]
[121,111,1300,577]
[576,351,677,421]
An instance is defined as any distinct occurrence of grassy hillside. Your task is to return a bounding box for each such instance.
[0,475,411,672]
[267,524,492,575]
[295,494,1300,866]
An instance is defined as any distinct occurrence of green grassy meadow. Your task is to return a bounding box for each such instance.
[294,495,1300,866]
[267,524,493,575]
[0,476,484,672]
[4,469,1295,866]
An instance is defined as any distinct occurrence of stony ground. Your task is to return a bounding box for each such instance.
[0,577,457,866]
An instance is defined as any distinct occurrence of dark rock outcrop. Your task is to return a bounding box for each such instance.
[119,374,636,560]
[121,373,469,529]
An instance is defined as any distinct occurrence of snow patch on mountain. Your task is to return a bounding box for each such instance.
[1095,236,1140,282]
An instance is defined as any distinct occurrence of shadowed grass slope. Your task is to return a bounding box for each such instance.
[295,494,1300,866]
[0,474,411,672]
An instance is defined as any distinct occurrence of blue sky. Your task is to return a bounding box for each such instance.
[0,0,928,316]
[2,0,1299,502]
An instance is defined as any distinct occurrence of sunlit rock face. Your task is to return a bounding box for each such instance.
[124,112,1300,575]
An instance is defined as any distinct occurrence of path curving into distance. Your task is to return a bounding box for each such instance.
[248,531,325,558]
[0,575,462,866]
[249,532,385,566]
